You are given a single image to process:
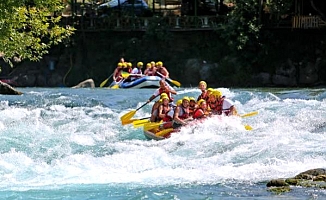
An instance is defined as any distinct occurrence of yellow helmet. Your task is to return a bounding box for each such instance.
[137,62,143,67]
[197,99,206,106]
[182,96,190,102]
[127,62,132,67]
[146,63,151,68]
[122,63,127,68]
[199,81,207,87]
[176,99,183,106]
[189,97,196,102]
[207,88,214,92]
[212,90,222,98]
[157,61,163,67]
[118,63,123,68]
[161,95,169,101]
[160,93,168,99]
[150,61,155,66]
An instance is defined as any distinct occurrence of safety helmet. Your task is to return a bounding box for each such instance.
[207,88,214,92]
[176,99,183,106]
[122,63,127,68]
[118,63,123,68]
[150,61,155,65]
[161,95,169,101]
[146,63,151,68]
[160,93,168,98]
[157,61,163,67]
[127,62,132,67]
[197,99,206,106]
[137,62,143,67]
[182,96,190,102]
[189,97,196,102]
[213,90,222,98]
[199,81,207,87]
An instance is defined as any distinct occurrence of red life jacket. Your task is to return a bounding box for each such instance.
[197,91,209,102]
[160,104,172,122]
[159,88,174,102]
[156,67,168,77]
[193,108,205,119]
[177,105,189,120]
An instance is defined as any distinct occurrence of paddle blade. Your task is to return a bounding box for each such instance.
[121,71,130,79]
[121,118,136,125]
[111,84,120,89]
[170,79,181,87]
[133,119,150,128]
[244,124,253,130]
[120,110,136,122]
[241,111,258,118]
[100,78,109,88]
[155,128,174,137]
[144,122,163,131]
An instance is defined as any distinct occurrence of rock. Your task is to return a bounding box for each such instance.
[72,79,95,88]
[251,72,271,86]
[0,81,23,95]
[299,61,319,85]
[266,179,289,187]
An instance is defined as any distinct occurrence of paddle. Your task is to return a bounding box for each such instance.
[240,111,258,118]
[120,95,159,124]
[122,117,150,126]
[133,118,151,128]
[155,128,174,137]
[143,121,167,131]
[100,73,114,88]
[156,72,181,87]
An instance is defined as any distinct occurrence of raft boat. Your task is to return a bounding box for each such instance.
[143,128,175,140]
[109,76,161,89]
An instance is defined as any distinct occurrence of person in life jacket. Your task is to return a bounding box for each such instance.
[210,90,238,116]
[155,61,169,78]
[113,62,123,82]
[129,62,143,81]
[188,97,197,117]
[158,95,173,122]
[173,96,193,126]
[144,63,155,76]
[147,79,177,103]
[193,99,209,120]
[197,81,211,102]
[150,93,168,122]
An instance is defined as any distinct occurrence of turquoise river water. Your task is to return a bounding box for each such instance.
[0,87,325,199]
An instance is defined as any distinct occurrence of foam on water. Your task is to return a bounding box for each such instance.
[0,87,325,192]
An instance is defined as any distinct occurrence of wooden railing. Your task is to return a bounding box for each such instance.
[60,15,225,31]
[292,15,326,29]
[60,15,326,31]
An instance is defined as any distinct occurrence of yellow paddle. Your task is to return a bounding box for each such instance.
[100,73,114,88]
[156,72,181,87]
[120,95,159,124]
[133,119,150,128]
[143,121,164,131]
[121,117,150,126]
[240,111,258,118]
[155,128,174,137]
[244,124,253,130]
[121,71,130,79]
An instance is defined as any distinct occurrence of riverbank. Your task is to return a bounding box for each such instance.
[1,29,325,88]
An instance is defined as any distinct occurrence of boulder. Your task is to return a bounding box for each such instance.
[72,79,95,88]
[0,81,23,95]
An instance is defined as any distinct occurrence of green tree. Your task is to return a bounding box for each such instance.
[0,0,74,66]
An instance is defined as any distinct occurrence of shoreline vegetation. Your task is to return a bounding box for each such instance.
[0,1,325,88]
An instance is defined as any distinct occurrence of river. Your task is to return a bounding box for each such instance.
[0,87,325,199]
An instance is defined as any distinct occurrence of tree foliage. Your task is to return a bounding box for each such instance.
[0,0,75,66]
